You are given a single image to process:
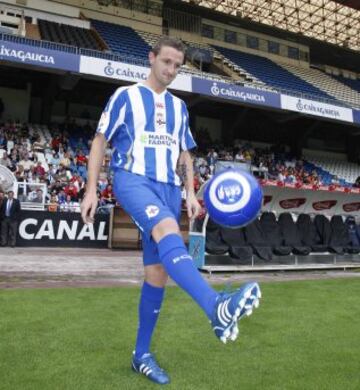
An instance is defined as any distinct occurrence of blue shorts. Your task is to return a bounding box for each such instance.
[113,169,182,266]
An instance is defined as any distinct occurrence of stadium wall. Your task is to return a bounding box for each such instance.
[1,0,80,18]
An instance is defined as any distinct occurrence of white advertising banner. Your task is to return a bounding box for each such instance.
[262,184,360,218]
[79,56,192,92]
[280,95,354,123]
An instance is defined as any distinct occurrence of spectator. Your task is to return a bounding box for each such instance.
[50,180,63,194]
[57,189,67,204]
[101,184,115,204]
[234,150,245,162]
[34,161,46,177]
[0,152,12,169]
[0,189,5,238]
[77,182,87,202]
[206,148,218,174]
[60,194,79,212]
[51,152,61,167]
[64,182,78,201]
[18,155,33,171]
[76,150,87,166]
[32,189,44,203]
[32,136,45,153]
[48,194,59,212]
[60,151,72,169]
[0,190,21,247]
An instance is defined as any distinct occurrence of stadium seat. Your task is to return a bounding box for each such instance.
[244,218,273,262]
[278,213,311,255]
[219,226,253,264]
[213,45,344,105]
[329,215,351,254]
[259,212,292,256]
[205,218,229,255]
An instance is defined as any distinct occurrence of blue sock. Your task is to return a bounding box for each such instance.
[134,281,165,359]
[157,234,218,319]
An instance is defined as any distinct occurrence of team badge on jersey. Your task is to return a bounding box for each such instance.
[145,205,160,219]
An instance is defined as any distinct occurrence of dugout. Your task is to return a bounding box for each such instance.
[188,181,360,273]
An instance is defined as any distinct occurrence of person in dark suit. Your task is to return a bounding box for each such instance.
[1,190,21,247]
[0,189,5,239]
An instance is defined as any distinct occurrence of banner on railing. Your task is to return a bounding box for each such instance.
[191,77,281,109]
[79,56,192,92]
[262,184,360,218]
[0,40,80,72]
[280,95,354,123]
[16,210,109,247]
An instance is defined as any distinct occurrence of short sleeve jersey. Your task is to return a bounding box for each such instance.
[96,83,196,186]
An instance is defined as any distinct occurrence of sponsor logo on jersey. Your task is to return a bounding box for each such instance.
[140,133,176,147]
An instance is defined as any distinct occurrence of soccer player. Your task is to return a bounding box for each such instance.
[81,36,261,385]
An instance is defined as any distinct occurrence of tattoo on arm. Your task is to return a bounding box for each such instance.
[178,163,188,183]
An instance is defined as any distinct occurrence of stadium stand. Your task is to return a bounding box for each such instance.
[212,45,347,105]
[38,19,101,50]
[331,75,360,94]
[90,19,151,61]
[279,63,360,108]
[303,155,360,186]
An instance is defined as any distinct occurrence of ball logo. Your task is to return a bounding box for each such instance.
[211,82,220,96]
[216,180,243,205]
[209,171,250,213]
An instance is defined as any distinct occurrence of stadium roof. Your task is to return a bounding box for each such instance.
[182,0,360,52]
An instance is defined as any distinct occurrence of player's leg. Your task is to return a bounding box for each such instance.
[132,256,170,385]
[134,238,167,360]
[154,219,261,343]
[113,170,260,344]
[152,217,218,319]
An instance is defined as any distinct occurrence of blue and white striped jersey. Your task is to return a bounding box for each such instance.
[96,83,196,186]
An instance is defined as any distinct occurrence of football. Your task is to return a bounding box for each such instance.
[203,168,263,228]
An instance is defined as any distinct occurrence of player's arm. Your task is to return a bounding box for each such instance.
[80,133,107,224]
[179,150,202,220]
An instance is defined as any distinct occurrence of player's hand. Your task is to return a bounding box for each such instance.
[81,191,98,224]
[186,193,202,220]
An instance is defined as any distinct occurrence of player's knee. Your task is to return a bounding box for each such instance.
[145,264,168,287]
[152,217,180,243]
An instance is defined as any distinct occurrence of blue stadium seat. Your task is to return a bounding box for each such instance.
[332,75,360,94]
[213,45,336,102]
[91,19,150,62]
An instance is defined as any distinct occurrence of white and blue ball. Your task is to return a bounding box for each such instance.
[203,169,263,228]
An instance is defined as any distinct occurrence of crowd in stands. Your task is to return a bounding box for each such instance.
[0,121,115,213]
[193,130,359,190]
[0,121,359,215]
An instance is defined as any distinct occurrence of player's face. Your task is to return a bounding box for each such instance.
[149,46,184,88]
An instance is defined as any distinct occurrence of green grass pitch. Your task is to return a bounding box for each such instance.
[1,278,360,390]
